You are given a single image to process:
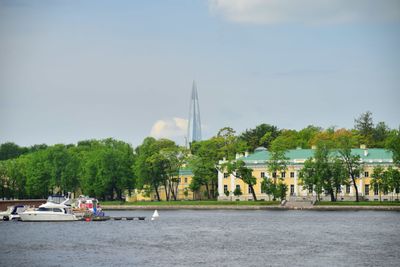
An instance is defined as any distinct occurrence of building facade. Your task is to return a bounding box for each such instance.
[217,146,397,201]
[126,169,196,201]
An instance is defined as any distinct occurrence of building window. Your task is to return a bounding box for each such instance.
[281,172,286,178]
[224,185,228,193]
[290,172,295,178]
[396,188,400,194]
[346,185,351,194]
[236,185,241,191]
[308,187,313,194]
[364,171,369,178]
[224,173,229,178]
[248,186,252,194]
[272,172,277,178]
[374,187,379,196]
[261,172,265,178]
[290,185,294,196]
[365,184,369,196]
[337,186,342,193]
[184,177,188,183]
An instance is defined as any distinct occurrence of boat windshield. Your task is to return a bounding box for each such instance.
[37,207,64,212]
[47,195,67,204]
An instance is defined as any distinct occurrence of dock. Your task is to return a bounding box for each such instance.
[111,216,146,221]
[84,216,146,221]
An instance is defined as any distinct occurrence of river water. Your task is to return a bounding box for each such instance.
[0,210,399,267]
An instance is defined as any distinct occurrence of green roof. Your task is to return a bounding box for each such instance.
[240,148,393,165]
[179,168,193,176]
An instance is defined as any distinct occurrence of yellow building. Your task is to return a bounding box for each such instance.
[126,168,196,201]
[217,146,397,201]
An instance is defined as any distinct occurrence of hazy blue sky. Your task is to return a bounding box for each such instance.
[1,0,399,147]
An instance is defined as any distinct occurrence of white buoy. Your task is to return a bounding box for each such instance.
[151,210,159,221]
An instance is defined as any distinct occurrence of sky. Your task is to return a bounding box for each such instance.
[1,0,400,147]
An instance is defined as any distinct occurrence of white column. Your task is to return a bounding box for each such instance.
[294,170,298,197]
[350,177,354,196]
[230,173,235,196]
[217,170,224,199]
[359,178,364,196]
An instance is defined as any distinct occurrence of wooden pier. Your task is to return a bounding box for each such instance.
[85,216,146,221]
[111,216,146,221]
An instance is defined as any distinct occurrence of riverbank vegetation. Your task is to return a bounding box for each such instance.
[0,111,399,201]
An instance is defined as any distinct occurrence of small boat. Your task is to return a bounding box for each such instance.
[73,195,106,220]
[73,195,103,215]
[0,205,29,221]
[20,195,78,222]
[151,210,159,221]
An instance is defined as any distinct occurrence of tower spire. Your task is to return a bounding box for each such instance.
[187,80,202,148]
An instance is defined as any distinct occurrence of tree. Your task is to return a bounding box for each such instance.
[189,155,217,199]
[276,182,288,201]
[239,124,280,152]
[80,139,135,200]
[386,129,400,167]
[216,127,247,160]
[299,144,349,202]
[161,145,188,201]
[373,122,390,148]
[24,151,52,199]
[0,142,28,160]
[313,145,334,201]
[225,160,257,200]
[311,130,335,148]
[29,144,48,153]
[261,178,274,201]
[0,161,11,199]
[190,138,222,199]
[134,137,167,201]
[190,130,247,199]
[337,135,362,202]
[233,187,242,197]
[266,148,288,200]
[354,111,374,146]
[3,158,29,199]
[189,176,202,200]
[270,130,299,151]
[183,187,189,199]
[371,166,384,201]
[297,125,322,148]
[299,158,322,201]
[385,167,400,200]
[46,144,77,195]
[330,158,349,201]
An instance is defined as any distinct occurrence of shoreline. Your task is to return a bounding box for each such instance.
[102,205,400,211]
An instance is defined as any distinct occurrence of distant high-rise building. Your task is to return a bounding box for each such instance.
[187,81,202,147]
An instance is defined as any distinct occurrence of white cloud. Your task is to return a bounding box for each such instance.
[150,117,188,140]
[209,0,400,25]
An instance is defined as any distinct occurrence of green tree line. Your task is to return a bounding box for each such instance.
[1,111,399,200]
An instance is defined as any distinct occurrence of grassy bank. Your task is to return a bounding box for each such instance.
[316,201,400,206]
[101,200,279,206]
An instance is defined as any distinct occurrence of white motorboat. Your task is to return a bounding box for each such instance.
[0,205,28,221]
[20,195,78,222]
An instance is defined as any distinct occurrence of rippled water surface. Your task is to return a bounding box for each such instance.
[1,210,399,267]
